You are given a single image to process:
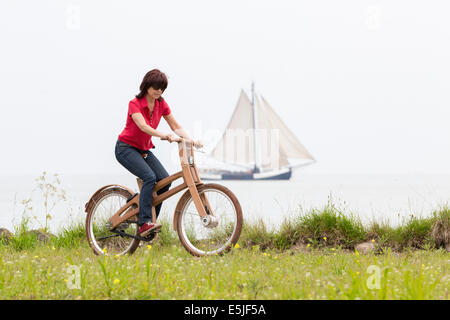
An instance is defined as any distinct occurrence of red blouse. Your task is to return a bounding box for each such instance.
[118,96,171,150]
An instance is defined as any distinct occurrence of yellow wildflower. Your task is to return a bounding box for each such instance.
[234,243,240,249]
[113,279,120,285]
[147,245,152,250]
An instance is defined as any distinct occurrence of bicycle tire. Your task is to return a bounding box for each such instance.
[85,186,140,256]
[175,183,243,257]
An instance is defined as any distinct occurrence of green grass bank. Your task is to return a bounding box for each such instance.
[2,202,449,253]
[0,202,448,300]
[0,242,448,299]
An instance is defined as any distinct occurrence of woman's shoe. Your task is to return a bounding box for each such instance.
[138,222,162,237]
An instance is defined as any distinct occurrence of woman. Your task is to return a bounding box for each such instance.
[115,69,202,237]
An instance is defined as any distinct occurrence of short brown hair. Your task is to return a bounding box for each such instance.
[135,69,168,101]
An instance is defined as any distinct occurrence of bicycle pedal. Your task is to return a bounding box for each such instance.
[142,232,159,241]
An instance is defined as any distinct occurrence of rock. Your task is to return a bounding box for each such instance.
[0,228,13,243]
[290,241,313,253]
[355,241,376,254]
[27,230,55,243]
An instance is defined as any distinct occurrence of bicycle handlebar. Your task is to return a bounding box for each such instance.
[160,136,204,151]
[160,136,187,143]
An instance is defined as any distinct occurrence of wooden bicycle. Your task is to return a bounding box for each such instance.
[84,137,243,257]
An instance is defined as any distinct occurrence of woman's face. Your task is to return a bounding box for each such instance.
[147,86,163,101]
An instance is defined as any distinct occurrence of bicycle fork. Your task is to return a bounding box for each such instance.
[182,162,218,228]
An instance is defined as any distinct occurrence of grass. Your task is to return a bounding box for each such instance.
[1,185,449,300]
[0,242,448,300]
[366,208,450,252]
[3,203,450,253]
[295,204,367,249]
[0,241,448,300]
[239,203,450,253]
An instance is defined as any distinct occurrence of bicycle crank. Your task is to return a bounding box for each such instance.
[111,229,160,242]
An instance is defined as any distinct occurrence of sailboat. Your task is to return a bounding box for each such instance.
[197,83,315,180]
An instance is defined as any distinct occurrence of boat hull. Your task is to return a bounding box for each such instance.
[253,169,292,180]
[200,168,292,181]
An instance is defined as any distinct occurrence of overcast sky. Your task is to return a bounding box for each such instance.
[1,0,449,176]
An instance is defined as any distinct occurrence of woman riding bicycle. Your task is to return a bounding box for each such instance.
[115,69,202,238]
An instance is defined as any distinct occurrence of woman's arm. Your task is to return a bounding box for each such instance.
[164,114,203,148]
[163,114,190,138]
[131,113,171,139]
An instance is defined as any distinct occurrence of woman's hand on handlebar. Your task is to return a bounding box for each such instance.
[193,140,203,149]
[160,134,201,147]
[160,133,179,143]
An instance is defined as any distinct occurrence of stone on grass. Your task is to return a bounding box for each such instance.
[0,228,13,243]
[355,241,376,254]
[27,230,55,243]
[290,241,313,254]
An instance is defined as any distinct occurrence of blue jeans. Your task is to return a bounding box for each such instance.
[115,139,171,226]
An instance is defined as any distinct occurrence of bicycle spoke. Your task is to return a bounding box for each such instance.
[178,187,240,256]
[88,191,138,256]
[185,211,200,216]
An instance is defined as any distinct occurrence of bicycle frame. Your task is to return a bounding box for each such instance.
[107,139,216,231]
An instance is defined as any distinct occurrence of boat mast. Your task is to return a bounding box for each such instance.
[251,81,260,173]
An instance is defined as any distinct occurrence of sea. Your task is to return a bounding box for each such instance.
[1,171,449,234]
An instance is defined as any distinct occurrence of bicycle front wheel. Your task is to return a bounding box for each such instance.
[175,183,243,256]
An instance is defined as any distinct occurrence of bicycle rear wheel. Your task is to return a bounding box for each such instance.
[85,186,140,256]
[175,183,243,256]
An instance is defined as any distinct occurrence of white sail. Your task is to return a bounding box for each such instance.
[208,90,256,167]
[260,95,315,162]
[254,94,289,170]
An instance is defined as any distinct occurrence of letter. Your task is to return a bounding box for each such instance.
[229,305,235,314]
[259,129,280,169]
[366,265,381,290]
[259,305,266,314]
[66,4,81,31]
[66,265,80,290]
[211,306,218,318]
[224,128,254,165]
